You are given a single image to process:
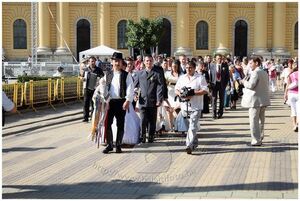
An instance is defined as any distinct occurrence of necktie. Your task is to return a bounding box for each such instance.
[217,64,221,80]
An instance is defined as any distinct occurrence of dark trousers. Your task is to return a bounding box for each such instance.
[106,99,126,146]
[139,107,158,140]
[2,108,5,127]
[212,82,225,117]
[83,88,95,120]
[202,94,210,114]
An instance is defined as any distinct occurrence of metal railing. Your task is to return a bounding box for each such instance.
[2,62,80,77]
[3,76,84,112]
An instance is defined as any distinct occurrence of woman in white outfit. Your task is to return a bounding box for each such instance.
[281,59,294,94]
[284,64,298,132]
[164,60,181,131]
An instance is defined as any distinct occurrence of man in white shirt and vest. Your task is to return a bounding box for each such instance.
[175,61,208,154]
[102,52,134,154]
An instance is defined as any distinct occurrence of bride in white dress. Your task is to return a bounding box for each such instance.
[164,60,181,131]
[89,69,140,147]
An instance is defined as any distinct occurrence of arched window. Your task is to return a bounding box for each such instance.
[295,22,298,50]
[196,21,208,50]
[13,19,27,49]
[158,18,172,57]
[234,20,248,57]
[118,20,127,49]
[76,19,91,60]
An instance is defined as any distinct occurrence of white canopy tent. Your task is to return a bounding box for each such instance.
[79,45,121,62]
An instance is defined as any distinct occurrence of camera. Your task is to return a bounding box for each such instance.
[180,87,195,98]
[174,87,194,119]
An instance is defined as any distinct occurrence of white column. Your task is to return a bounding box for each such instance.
[174,2,192,56]
[137,2,150,20]
[273,2,287,54]
[55,2,70,53]
[98,2,110,46]
[252,2,268,55]
[215,2,229,55]
[37,2,51,54]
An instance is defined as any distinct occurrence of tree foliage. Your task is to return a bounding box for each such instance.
[126,17,163,55]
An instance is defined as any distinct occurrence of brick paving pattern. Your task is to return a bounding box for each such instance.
[2,90,298,199]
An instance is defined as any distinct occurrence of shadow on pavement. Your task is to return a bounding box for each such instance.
[114,140,297,155]
[194,142,298,155]
[2,147,56,153]
[4,118,81,137]
[2,181,298,199]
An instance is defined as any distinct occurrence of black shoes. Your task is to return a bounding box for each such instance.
[148,138,154,143]
[103,145,122,154]
[293,126,298,132]
[246,142,262,147]
[230,106,236,110]
[116,146,122,153]
[185,147,192,154]
[139,137,146,143]
[82,119,89,122]
[139,136,154,143]
[102,145,113,154]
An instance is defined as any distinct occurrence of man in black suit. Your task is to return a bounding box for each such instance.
[153,64,168,102]
[134,55,164,143]
[179,54,188,74]
[211,54,230,119]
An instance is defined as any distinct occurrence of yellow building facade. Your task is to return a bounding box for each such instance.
[2,2,298,62]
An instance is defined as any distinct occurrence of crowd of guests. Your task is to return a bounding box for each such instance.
[79,52,298,154]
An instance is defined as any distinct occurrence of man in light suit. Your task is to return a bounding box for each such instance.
[134,55,164,143]
[241,56,271,146]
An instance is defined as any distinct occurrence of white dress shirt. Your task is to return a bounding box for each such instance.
[109,71,134,102]
[175,73,208,111]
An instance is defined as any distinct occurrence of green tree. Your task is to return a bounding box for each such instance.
[126,17,163,56]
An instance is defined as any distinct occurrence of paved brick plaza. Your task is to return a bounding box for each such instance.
[2,90,298,199]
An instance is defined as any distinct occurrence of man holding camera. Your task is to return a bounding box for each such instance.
[175,61,208,154]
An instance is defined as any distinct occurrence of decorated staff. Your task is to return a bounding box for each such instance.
[88,76,109,147]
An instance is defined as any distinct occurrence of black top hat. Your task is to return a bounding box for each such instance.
[111,52,123,60]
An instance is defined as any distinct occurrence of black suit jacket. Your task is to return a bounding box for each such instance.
[179,65,186,74]
[220,62,230,88]
[153,65,168,99]
[134,68,164,108]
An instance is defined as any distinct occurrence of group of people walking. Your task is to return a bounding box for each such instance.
[79,52,298,154]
